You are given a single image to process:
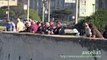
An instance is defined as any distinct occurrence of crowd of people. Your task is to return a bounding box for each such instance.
[5,18,64,35]
[5,18,107,39]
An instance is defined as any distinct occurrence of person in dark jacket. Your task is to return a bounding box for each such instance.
[37,22,44,34]
[103,25,107,38]
[42,22,51,34]
[54,21,64,34]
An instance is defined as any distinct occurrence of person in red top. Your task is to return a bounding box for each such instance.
[30,20,38,33]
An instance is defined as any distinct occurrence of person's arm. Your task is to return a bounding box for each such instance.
[89,34,96,38]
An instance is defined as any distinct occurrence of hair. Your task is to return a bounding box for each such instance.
[6,20,10,22]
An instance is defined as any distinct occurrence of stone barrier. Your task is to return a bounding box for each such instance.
[0,32,107,60]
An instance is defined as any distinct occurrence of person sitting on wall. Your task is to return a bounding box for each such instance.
[49,21,56,34]
[88,23,96,38]
[42,22,51,34]
[24,20,31,32]
[83,22,103,38]
[30,20,38,33]
[6,20,13,31]
[37,22,44,34]
[16,18,25,32]
[83,22,92,37]
[103,25,107,38]
[54,21,64,35]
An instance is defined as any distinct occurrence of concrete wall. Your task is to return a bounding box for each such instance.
[0,32,107,60]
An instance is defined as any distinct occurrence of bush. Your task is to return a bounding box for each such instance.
[29,9,41,22]
[76,9,107,34]
[0,2,41,22]
[20,8,41,22]
[86,9,107,32]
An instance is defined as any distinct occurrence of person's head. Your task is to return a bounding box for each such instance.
[31,20,35,25]
[56,21,62,28]
[17,18,21,22]
[50,21,54,26]
[6,20,11,24]
[83,22,90,29]
[89,23,94,29]
[45,22,50,27]
[56,24,60,28]
[29,19,33,22]
[36,22,40,25]
[38,23,41,27]
[25,21,31,27]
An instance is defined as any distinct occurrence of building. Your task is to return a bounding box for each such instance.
[0,0,17,7]
[79,0,96,17]
[79,0,107,17]
[38,0,67,16]
[18,0,74,16]
[96,0,107,9]
[1,0,105,18]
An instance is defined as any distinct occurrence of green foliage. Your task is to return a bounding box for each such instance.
[0,9,7,17]
[76,9,107,34]
[20,9,41,22]
[0,2,41,22]
[10,2,24,18]
[85,9,107,32]
[29,9,41,22]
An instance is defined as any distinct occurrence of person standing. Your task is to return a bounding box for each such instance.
[16,18,25,32]
[83,22,92,37]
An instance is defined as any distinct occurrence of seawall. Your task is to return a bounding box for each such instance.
[0,32,107,60]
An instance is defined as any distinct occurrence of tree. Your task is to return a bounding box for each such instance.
[76,9,107,34]
[0,2,41,22]
[29,9,40,22]
[85,9,107,32]
[0,9,7,18]
[10,2,24,18]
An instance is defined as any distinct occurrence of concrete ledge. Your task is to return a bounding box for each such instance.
[1,31,106,40]
[0,31,107,60]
